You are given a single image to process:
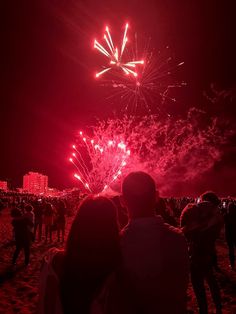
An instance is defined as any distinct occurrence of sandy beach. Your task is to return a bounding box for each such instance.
[0,208,236,314]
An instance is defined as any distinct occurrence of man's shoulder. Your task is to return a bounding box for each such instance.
[120,216,185,241]
[120,216,162,232]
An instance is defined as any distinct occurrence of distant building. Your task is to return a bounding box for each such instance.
[23,172,48,195]
[0,181,8,191]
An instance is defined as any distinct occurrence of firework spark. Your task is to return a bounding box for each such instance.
[96,34,186,114]
[94,23,144,78]
[69,131,130,194]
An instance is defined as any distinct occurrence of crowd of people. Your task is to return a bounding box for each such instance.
[0,172,236,314]
[0,193,78,267]
[10,198,68,266]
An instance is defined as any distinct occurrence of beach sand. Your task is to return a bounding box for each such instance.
[0,208,235,314]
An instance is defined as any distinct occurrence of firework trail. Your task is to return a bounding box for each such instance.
[94,23,144,78]
[69,131,130,194]
[109,47,186,114]
[94,26,186,114]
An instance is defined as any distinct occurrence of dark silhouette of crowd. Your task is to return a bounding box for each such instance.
[0,193,75,267]
[1,173,236,314]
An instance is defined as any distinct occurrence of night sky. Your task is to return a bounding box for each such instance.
[1,0,236,194]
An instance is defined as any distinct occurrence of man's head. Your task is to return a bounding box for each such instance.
[200,191,220,207]
[122,171,156,218]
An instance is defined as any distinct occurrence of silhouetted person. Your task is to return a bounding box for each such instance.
[38,196,121,314]
[0,199,4,212]
[200,191,222,270]
[34,200,44,241]
[156,192,177,227]
[181,194,223,314]
[55,200,67,242]
[107,171,189,314]
[224,202,236,269]
[44,202,54,242]
[11,208,32,266]
[24,204,35,241]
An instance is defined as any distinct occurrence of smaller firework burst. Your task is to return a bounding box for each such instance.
[98,37,186,114]
[94,23,144,78]
[69,131,130,194]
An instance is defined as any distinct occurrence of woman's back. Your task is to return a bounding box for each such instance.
[39,196,120,314]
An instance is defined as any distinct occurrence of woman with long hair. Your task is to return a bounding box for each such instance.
[39,196,120,314]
